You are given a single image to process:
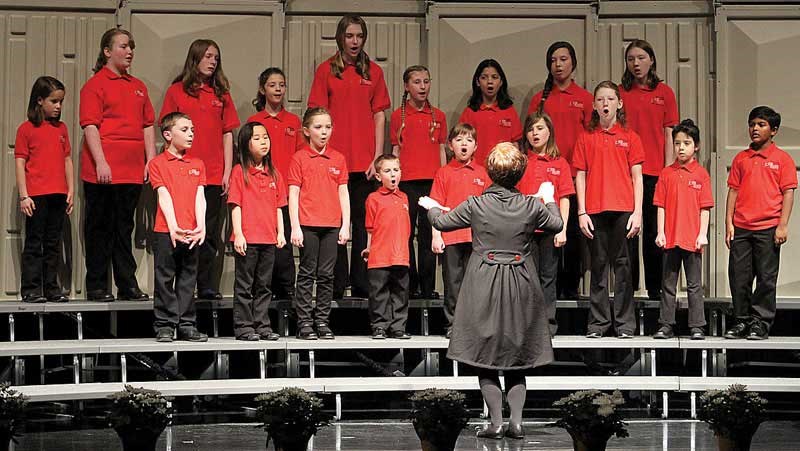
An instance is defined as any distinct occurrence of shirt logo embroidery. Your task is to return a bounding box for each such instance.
[431,121,441,129]
[547,167,561,176]
[360,78,373,86]
[210,99,223,108]
[188,168,201,176]
[474,178,485,186]
[329,167,341,176]
[615,139,629,148]
[269,181,276,189]
[651,96,665,105]
[285,127,296,136]
[688,180,702,190]
[60,136,67,143]
[499,119,512,128]
[402,203,409,211]
[134,89,144,97]
[569,100,584,109]
[765,161,780,170]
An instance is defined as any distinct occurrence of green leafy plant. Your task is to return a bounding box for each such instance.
[107,385,171,434]
[551,389,629,443]
[0,383,28,444]
[697,384,767,441]
[255,388,332,449]
[409,388,470,450]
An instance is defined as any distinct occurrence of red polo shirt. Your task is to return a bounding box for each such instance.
[287,145,349,227]
[728,143,798,230]
[429,159,489,245]
[307,55,391,173]
[15,120,71,196]
[79,66,155,184]
[572,124,645,214]
[227,164,287,245]
[653,159,714,252]
[517,152,575,200]
[159,82,240,186]
[389,102,447,180]
[246,108,304,191]
[526,81,593,176]
[620,82,678,176]
[458,104,523,165]
[148,151,206,233]
[365,187,411,269]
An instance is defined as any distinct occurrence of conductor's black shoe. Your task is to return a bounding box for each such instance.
[178,328,208,342]
[87,290,115,302]
[505,422,524,439]
[47,294,69,303]
[117,288,149,301]
[724,322,749,339]
[653,326,674,339]
[476,424,504,439]
[22,294,46,303]
[747,322,768,340]
[372,328,387,339]
[197,289,222,300]
[156,328,174,343]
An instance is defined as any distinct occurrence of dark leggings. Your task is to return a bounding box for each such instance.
[477,368,527,427]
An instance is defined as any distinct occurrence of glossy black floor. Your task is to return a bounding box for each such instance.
[12,420,800,450]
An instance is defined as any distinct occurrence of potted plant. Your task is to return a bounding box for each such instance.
[697,384,767,451]
[107,385,171,451]
[409,388,470,451]
[0,383,28,451]
[255,387,332,451]
[551,389,629,451]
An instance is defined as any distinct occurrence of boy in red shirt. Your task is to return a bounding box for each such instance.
[148,112,208,343]
[362,155,412,339]
[430,123,489,338]
[724,106,797,340]
[652,119,713,340]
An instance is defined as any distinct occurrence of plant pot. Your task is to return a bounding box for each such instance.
[114,426,164,451]
[717,434,753,451]
[568,430,611,451]
[272,434,312,451]
[0,429,11,451]
[418,436,459,451]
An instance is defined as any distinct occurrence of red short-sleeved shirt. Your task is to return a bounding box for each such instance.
[516,152,576,200]
[429,159,489,245]
[227,164,287,245]
[246,109,304,191]
[287,146,349,227]
[15,121,71,196]
[365,187,411,269]
[653,159,714,252]
[389,102,447,180]
[728,143,798,230]
[526,81,593,176]
[148,151,206,233]
[620,82,679,176]
[159,83,240,186]
[79,67,155,184]
[307,55,391,173]
[458,104,523,165]
[572,124,645,214]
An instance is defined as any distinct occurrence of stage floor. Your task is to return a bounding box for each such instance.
[13,420,800,450]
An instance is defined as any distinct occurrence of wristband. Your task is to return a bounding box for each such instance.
[578,212,587,217]
[19,196,29,202]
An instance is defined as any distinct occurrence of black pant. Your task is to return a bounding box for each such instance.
[557,193,583,298]
[729,227,780,329]
[368,265,410,332]
[659,248,706,328]
[588,212,635,334]
[296,226,338,326]
[442,242,471,329]
[197,184,223,293]
[234,244,276,337]
[152,232,199,331]
[83,182,142,293]
[628,174,661,296]
[271,206,296,297]
[21,194,67,297]
[532,232,558,336]
[334,172,374,298]
[399,180,436,295]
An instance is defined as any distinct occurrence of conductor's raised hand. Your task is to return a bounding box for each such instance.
[534,182,556,204]
[418,196,449,211]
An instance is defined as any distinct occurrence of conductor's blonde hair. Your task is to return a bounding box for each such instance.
[486,142,527,189]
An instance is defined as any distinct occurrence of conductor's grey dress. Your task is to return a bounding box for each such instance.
[428,184,564,370]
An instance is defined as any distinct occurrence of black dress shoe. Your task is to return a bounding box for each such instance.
[409,291,424,300]
[297,324,318,340]
[117,289,149,301]
[196,289,222,300]
[390,330,411,339]
[505,422,524,439]
[259,331,280,341]
[420,291,440,300]
[724,322,749,339]
[177,328,208,342]
[476,424,504,439]
[647,290,662,301]
[237,332,260,341]
[156,328,174,343]
[316,323,335,339]
[87,291,115,302]
[22,294,46,303]
[47,294,70,303]
[653,326,674,339]
[747,321,768,340]
[350,289,369,299]
[690,327,705,340]
[372,328,387,339]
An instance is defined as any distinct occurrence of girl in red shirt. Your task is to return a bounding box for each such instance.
[15,76,73,303]
[228,122,287,341]
[247,67,304,301]
[458,59,522,164]
[390,65,447,299]
[161,39,240,301]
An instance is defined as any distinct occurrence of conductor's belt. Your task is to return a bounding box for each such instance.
[476,250,528,266]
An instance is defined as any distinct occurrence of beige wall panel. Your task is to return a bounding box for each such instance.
[716,18,800,297]
[0,11,115,298]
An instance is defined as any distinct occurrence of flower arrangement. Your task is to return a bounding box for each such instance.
[0,383,28,445]
[255,387,332,451]
[107,385,171,434]
[697,384,767,441]
[409,388,470,451]
[552,389,629,444]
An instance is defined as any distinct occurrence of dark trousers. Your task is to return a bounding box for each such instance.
[659,248,706,328]
[83,182,142,293]
[442,242,471,329]
[334,172,374,298]
[197,184,223,293]
[532,232,558,336]
[628,174,661,296]
[729,226,780,329]
[367,265,410,332]
[152,232,198,331]
[271,206,296,297]
[588,212,635,334]
[557,194,583,298]
[234,244,276,338]
[21,194,67,297]
[296,226,338,326]
[399,180,436,295]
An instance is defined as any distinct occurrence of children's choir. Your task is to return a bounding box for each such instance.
[15,18,796,344]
